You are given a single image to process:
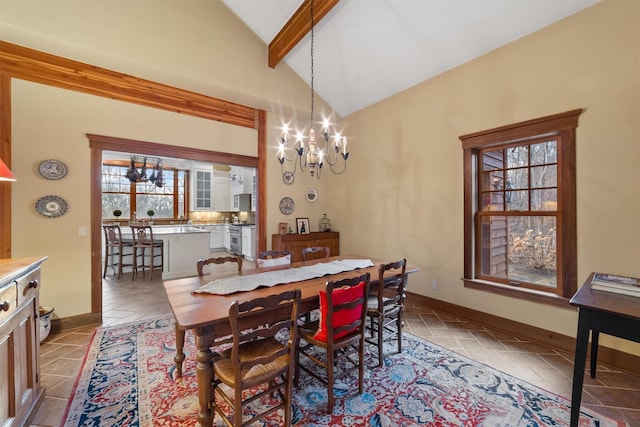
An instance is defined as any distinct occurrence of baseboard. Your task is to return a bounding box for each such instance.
[407,292,640,375]
[50,312,101,334]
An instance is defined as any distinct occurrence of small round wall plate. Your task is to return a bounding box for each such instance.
[279,197,295,215]
[35,195,68,218]
[38,159,68,180]
[282,171,295,185]
[306,188,318,203]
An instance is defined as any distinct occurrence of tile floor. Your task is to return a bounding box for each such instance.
[32,266,640,426]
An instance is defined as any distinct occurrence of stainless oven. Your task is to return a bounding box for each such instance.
[229,225,242,255]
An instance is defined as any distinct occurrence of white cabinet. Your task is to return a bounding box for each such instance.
[210,225,224,249]
[191,166,213,210]
[223,224,231,251]
[232,194,251,212]
[241,226,255,261]
[212,171,230,211]
[229,167,255,211]
[200,224,224,249]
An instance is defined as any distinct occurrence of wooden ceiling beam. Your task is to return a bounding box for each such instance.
[268,0,340,68]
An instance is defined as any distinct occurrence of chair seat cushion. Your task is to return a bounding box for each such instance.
[256,254,291,268]
[215,337,289,388]
[314,281,365,342]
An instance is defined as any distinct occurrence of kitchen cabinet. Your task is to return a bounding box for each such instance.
[210,225,224,249]
[230,167,255,211]
[223,224,231,251]
[241,226,256,261]
[0,257,47,427]
[199,224,224,249]
[212,171,230,211]
[192,166,213,210]
[231,194,251,212]
[271,232,339,263]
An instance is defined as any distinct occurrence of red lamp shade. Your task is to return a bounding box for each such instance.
[0,158,16,182]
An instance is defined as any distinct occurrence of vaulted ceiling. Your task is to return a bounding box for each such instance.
[222,0,599,117]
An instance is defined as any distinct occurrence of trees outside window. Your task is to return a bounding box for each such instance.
[101,164,186,220]
[459,109,582,305]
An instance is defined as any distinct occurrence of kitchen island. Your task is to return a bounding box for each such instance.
[122,225,210,279]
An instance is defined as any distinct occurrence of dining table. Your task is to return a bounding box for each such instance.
[163,254,417,427]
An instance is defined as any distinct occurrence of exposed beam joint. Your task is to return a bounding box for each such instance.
[268,0,340,68]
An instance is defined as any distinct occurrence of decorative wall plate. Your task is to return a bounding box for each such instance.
[282,171,295,185]
[306,188,318,203]
[38,159,68,180]
[35,195,68,218]
[279,197,295,215]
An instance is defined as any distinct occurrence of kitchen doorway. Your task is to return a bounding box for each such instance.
[90,133,264,317]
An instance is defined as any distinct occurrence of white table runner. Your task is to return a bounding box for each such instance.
[193,259,374,295]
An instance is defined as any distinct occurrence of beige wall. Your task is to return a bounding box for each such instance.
[340,0,640,355]
[2,0,639,357]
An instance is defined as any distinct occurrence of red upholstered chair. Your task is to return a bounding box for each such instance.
[212,289,300,426]
[295,272,370,413]
[301,246,330,261]
[366,258,407,367]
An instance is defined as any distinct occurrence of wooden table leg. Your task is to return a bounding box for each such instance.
[570,308,590,427]
[174,324,185,379]
[195,328,215,427]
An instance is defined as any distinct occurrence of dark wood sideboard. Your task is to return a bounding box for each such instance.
[271,232,339,263]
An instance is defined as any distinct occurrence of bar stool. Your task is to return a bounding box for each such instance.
[102,224,133,279]
[130,225,163,280]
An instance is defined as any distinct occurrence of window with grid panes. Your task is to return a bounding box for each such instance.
[459,109,582,305]
[101,164,186,220]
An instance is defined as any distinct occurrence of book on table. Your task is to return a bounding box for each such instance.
[591,272,640,297]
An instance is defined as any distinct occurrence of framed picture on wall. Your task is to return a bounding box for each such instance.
[296,217,310,234]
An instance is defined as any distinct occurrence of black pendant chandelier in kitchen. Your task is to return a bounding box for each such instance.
[277,0,349,180]
[125,155,164,187]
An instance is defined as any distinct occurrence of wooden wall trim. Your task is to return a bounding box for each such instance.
[0,74,11,259]
[408,292,640,375]
[0,41,257,129]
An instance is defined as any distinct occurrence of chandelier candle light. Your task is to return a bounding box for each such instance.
[277,0,349,179]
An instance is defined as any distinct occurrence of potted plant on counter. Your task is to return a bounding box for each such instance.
[113,209,122,219]
[147,209,155,225]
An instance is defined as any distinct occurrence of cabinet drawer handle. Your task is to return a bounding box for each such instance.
[0,301,9,312]
[23,280,38,296]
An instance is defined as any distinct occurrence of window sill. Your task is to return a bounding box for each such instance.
[463,278,574,309]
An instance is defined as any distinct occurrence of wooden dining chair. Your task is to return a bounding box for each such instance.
[130,225,163,281]
[174,255,244,379]
[257,250,291,268]
[196,255,243,276]
[366,258,407,367]
[102,224,133,279]
[212,289,300,426]
[295,272,370,413]
[301,246,330,261]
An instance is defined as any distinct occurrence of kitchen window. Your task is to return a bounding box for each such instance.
[101,164,187,219]
[459,109,582,305]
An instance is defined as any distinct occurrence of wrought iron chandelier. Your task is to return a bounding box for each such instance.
[277,0,349,179]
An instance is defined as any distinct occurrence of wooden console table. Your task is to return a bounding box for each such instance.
[569,273,640,427]
[272,231,339,262]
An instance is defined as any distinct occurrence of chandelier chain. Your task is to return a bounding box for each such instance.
[310,0,315,126]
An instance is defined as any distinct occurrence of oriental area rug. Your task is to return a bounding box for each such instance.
[61,315,626,427]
